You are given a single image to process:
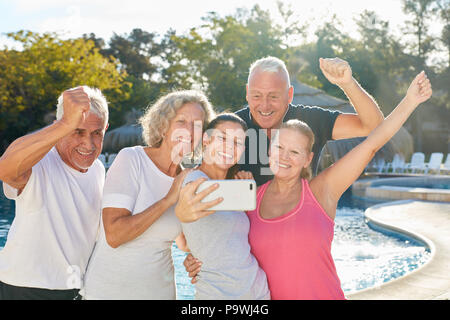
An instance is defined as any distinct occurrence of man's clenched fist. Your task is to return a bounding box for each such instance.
[60,86,91,129]
[319,57,353,87]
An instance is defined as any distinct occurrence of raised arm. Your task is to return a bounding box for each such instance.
[319,57,384,139]
[0,87,90,192]
[312,71,432,219]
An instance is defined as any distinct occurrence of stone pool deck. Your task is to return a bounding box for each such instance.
[347,200,450,300]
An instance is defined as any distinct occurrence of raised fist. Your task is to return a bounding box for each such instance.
[319,57,353,87]
[60,86,91,129]
[406,71,432,107]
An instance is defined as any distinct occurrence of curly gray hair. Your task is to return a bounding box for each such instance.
[139,90,216,147]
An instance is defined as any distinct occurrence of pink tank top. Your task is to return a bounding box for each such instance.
[247,179,345,300]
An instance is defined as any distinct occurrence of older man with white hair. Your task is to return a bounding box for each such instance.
[0,86,108,300]
[236,56,385,185]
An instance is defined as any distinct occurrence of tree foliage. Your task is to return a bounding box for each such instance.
[0,31,128,151]
[1,2,449,153]
[169,6,286,110]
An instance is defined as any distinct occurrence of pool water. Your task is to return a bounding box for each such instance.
[0,185,430,298]
[0,187,14,250]
[330,207,430,294]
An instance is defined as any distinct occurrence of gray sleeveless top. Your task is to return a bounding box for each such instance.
[181,170,270,300]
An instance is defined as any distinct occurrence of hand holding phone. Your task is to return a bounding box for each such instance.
[175,177,223,223]
[197,179,256,211]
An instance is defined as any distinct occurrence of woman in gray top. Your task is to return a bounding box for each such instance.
[176,113,270,300]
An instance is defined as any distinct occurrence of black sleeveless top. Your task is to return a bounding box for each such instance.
[235,104,341,186]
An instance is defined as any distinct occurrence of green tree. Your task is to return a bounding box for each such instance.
[436,0,450,68]
[433,0,450,112]
[275,0,309,49]
[0,30,129,152]
[294,15,358,99]
[402,0,440,69]
[171,5,286,110]
[84,28,189,126]
[102,28,162,80]
[354,10,416,112]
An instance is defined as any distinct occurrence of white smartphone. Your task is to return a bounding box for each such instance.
[196,179,257,211]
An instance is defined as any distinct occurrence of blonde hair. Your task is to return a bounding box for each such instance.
[275,119,315,180]
[139,90,215,147]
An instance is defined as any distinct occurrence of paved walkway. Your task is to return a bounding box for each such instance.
[347,200,450,300]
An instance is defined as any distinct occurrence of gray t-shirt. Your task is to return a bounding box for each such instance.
[181,170,270,300]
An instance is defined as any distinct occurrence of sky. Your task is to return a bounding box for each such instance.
[0,0,416,49]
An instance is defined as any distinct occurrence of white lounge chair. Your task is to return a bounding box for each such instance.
[405,152,426,173]
[385,154,405,173]
[441,154,450,175]
[424,152,444,174]
[366,158,386,173]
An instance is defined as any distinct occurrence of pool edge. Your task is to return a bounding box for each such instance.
[347,200,450,300]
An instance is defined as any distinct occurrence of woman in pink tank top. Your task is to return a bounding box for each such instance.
[183,72,432,300]
[247,177,344,299]
[245,71,431,299]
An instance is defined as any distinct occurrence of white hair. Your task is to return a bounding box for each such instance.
[248,56,290,86]
[56,86,109,124]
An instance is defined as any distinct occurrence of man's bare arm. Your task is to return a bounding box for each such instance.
[319,57,384,140]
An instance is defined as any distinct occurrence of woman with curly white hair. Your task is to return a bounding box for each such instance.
[82,90,215,299]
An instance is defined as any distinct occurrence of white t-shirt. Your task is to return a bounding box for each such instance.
[0,147,105,290]
[82,146,181,300]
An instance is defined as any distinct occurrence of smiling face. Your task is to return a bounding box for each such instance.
[165,102,205,164]
[203,121,246,171]
[246,69,294,129]
[56,112,107,172]
[269,128,313,180]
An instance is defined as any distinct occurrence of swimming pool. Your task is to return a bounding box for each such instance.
[353,176,450,203]
[0,187,14,250]
[0,185,430,298]
[376,176,450,191]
